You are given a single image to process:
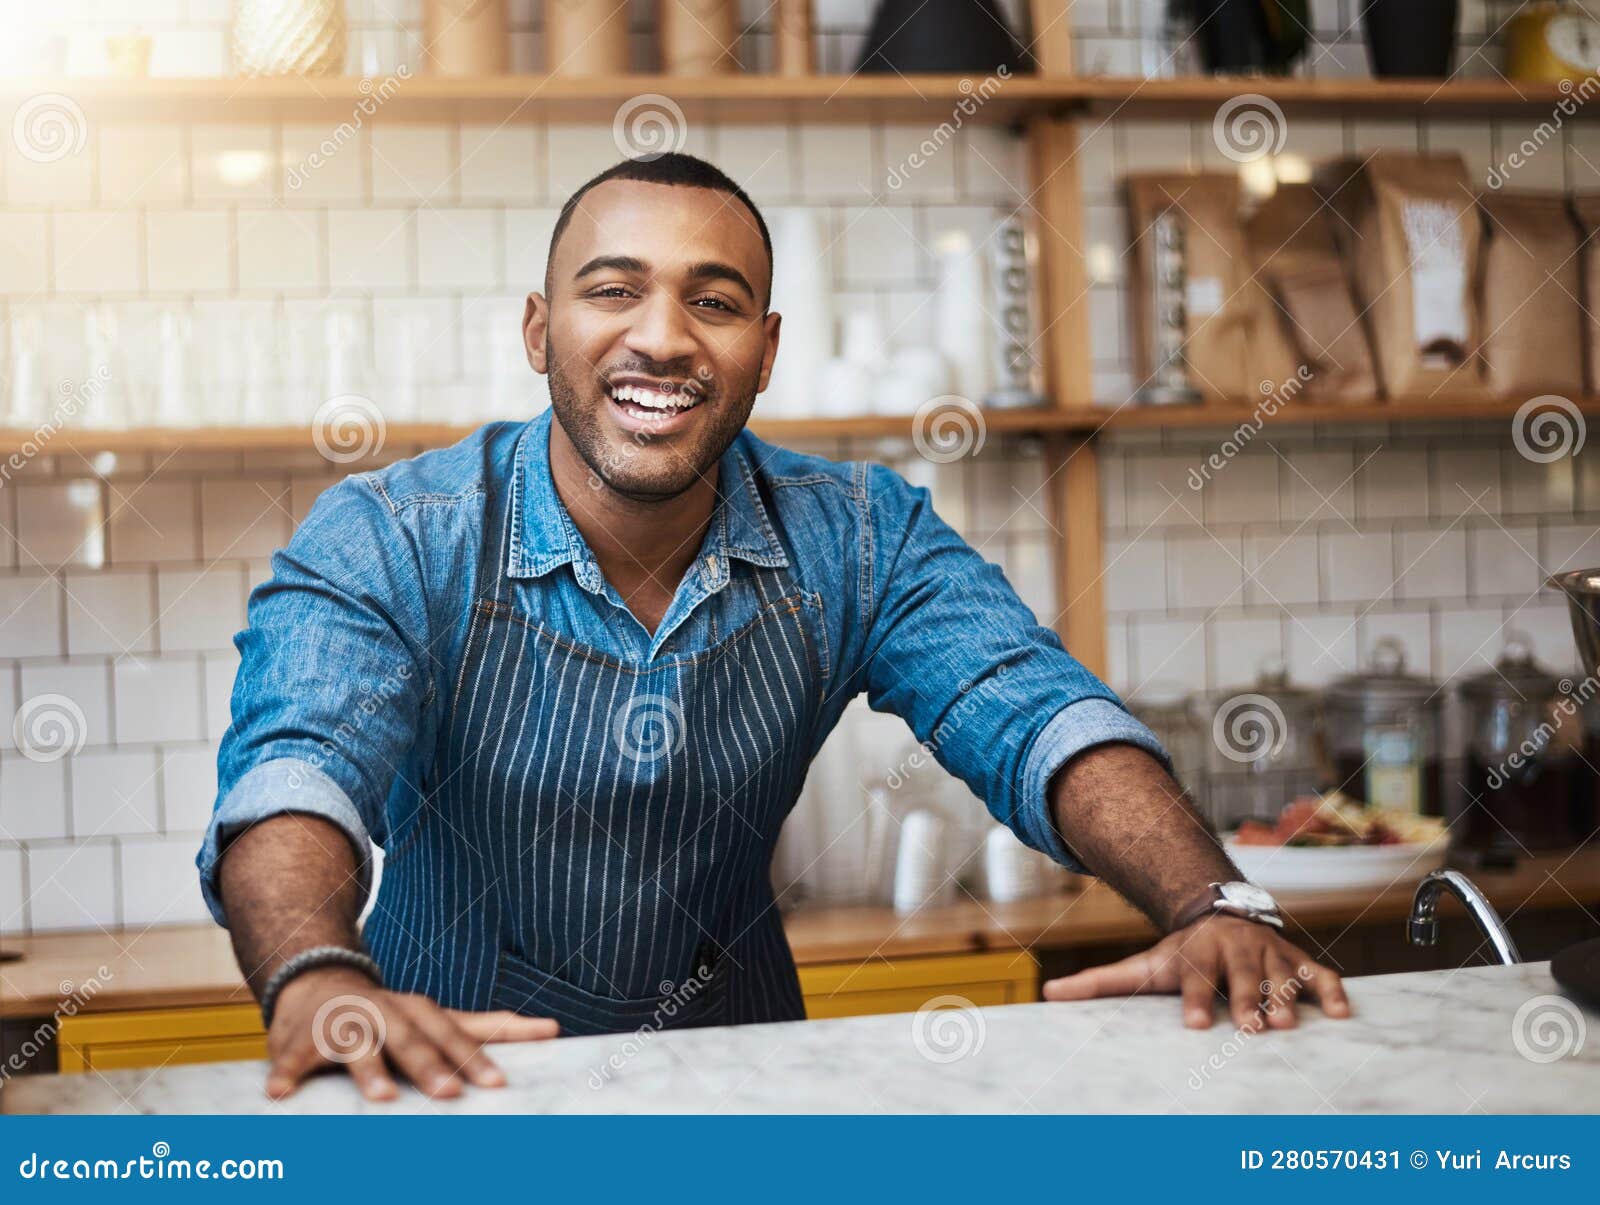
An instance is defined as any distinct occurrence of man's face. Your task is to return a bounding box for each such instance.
[525,178,780,501]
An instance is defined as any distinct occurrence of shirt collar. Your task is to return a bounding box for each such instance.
[507,410,789,584]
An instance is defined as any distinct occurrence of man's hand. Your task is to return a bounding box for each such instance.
[264,967,559,1102]
[1040,915,1352,1031]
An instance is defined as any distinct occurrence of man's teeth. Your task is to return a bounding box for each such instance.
[609,383,703,410]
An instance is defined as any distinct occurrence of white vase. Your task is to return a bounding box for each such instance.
[934,229,994,404]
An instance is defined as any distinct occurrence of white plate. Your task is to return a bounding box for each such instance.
[1223,835,1449,893]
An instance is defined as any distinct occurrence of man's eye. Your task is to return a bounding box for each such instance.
[692,297,734,312]
[590,286,635,299]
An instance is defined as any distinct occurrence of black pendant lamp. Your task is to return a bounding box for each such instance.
[854,0,1035,75]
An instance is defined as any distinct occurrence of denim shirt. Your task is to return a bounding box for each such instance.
[196,412,1165,1020]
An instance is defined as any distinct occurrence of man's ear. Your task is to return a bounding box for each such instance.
[755,310,782,393]
[523,293,549,373]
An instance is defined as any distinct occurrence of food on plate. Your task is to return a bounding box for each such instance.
[1232,791,1446,848]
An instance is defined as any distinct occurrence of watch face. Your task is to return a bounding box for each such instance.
[1547,15,1600,70]
[1220,881,1277,913]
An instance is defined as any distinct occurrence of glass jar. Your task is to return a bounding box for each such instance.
[1323,638,1444,816]
[1204,658,1322,829]
[1458,639,1586,854]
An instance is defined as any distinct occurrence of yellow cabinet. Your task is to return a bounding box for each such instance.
[799,950,1038,1019]
[57,1004,266,1074]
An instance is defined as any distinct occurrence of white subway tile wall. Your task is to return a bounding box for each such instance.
[2,6,1586,925]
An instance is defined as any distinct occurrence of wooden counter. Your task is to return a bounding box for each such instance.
[5,848,1599,1019]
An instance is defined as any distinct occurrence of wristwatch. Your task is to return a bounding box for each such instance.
[1174,881,1284,931]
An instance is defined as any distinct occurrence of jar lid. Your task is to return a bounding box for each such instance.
[1228,654,1320,703]
[1457,635,1563,702]
[1325,637,1439,706]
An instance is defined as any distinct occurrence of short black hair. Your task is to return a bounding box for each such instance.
[545,152,773,307]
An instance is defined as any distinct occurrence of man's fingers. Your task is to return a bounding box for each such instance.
[1042,952,1160,1001]
[1293,959,1353,1018]
[403,998,508,1089]
[1223,948,1267,1033]
[1179,961,1219,1029]
[446,1008,561,1043]
[343,1049,399,1102]
[380,1016,462,1099]
[264,1039,319,1099]
[1261,955,1303,1030]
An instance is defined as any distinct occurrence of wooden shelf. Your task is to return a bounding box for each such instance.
[0,73,1080,126]
[4,73,1588,128]
[1,397,1570,456]
[1070,74,1597,120]
[1071,395,1598,431]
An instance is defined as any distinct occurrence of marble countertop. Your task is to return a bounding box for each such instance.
[6,963,1596,1114]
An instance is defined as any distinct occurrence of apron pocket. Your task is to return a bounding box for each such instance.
[490,946,726,1037]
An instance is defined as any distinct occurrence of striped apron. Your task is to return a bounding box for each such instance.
[363,468,825,1035]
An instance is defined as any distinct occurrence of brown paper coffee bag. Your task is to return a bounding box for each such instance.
[1246,184,1379,403]
[1477,191,1584,397]
[1315,154,1488,401]
[1126,172,1250,402]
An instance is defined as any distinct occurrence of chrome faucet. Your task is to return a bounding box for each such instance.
[1407,869,1521,966]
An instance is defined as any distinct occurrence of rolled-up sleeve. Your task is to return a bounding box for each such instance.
[196,477,432,927]
[857,464,1170,874]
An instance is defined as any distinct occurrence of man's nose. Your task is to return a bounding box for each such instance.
[623,292,698,365]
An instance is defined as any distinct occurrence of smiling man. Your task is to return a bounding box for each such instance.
[198,153,1348,1104]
